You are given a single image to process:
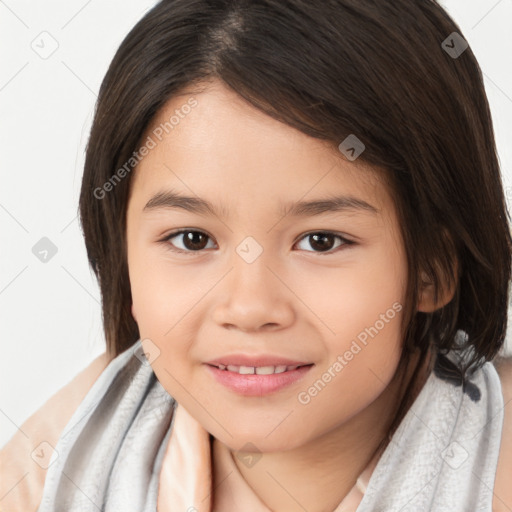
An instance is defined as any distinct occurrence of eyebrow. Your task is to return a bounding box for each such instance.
[142,189,379,218]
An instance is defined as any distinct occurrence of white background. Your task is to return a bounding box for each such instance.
[1,0,511,448]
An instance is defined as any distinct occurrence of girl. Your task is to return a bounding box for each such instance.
[1,1,511,511]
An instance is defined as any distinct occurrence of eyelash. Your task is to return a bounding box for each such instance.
[159,229,355,256]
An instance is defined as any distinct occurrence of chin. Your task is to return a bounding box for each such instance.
[213,427,306,453]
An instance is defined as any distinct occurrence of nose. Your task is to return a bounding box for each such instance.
[211,248,295,333]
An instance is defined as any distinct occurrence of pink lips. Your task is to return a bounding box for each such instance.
[204,354,314,396]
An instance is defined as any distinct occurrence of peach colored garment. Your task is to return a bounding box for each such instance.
[157,402,380,512]
[0,352,112,512]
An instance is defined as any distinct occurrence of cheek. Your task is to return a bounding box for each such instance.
[289,247,406,341]
[331,252,405,389]
[129,246,201,331]
[128,248,206,383]
[296,312,404,439]
[291,250,406,419]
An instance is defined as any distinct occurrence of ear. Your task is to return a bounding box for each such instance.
[417,227,459,313]
[131,304,137,322]
[417,264,458,313]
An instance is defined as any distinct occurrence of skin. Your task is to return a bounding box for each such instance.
[126,78,452,511]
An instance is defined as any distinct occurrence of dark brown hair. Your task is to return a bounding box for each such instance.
[78,0,512,454]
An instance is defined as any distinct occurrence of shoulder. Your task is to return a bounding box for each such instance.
[0,351,113,512]
[492,356,512,512]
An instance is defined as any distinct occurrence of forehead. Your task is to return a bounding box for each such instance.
[129,80,394,218]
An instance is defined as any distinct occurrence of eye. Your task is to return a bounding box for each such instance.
[162,229,216,254]
[294,232,353,254]
[161,229,353,255]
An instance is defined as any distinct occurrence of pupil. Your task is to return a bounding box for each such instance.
[311,233,333,251]
[185,231,207,250]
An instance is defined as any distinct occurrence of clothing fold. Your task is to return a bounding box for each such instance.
[37,344,175,512]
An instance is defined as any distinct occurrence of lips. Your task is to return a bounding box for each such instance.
[205,363,314,396]
[204,354,314,395]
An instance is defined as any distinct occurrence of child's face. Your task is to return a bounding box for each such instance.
[126,79,408,452]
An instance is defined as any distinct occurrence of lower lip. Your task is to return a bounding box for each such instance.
[204,364,314,396]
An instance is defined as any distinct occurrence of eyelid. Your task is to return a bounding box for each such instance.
[160,228,355,255]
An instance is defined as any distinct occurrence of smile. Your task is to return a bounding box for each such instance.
[205,363,314,396]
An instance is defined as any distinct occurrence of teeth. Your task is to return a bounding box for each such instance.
[217,364,303,374]
[255,366,275,375]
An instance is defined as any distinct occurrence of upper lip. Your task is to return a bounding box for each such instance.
[205,354,313,367]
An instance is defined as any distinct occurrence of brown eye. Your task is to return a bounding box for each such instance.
[295,232,351,253]
[164,230,215,252]
[162,229,353,255]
